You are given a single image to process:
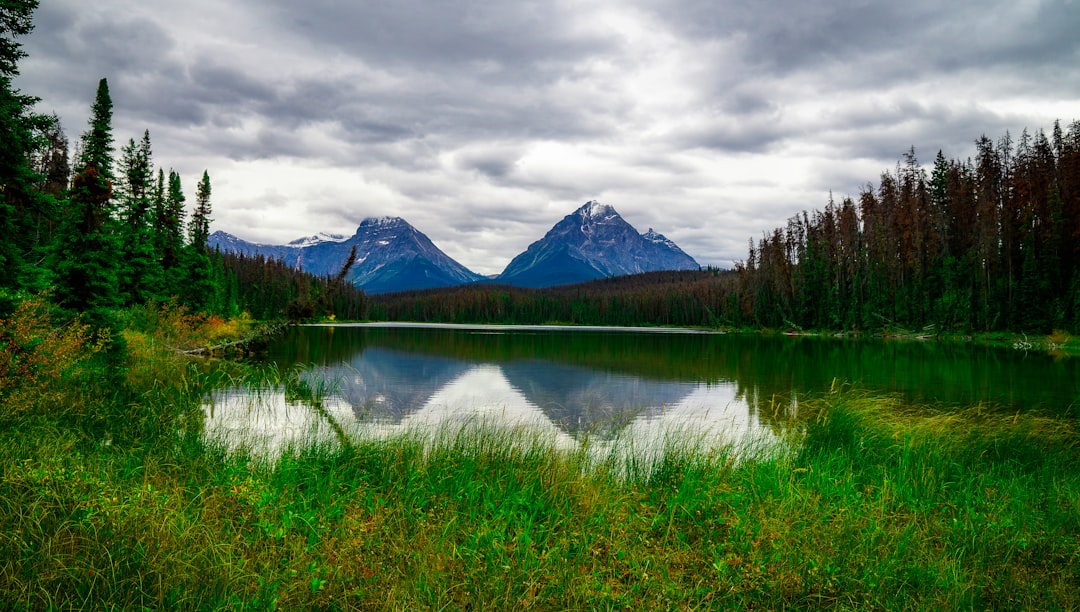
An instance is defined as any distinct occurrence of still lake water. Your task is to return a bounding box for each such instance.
[205,323,1080,457]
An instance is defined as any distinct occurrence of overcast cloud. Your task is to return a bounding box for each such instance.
[14,0,1080,274]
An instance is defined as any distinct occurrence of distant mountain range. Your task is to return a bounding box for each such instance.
[209,201,699,293]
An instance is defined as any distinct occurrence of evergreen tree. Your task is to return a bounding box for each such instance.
[150,169,186,298]
[0,0,52,291]
[150,167,166,272]
[52,166,119,314]
[182,170,213,310]
[78,78,114,180]
[51,78,121,319]
[118,130,157,303]
[189,170,211,249]
[23,116,67,253]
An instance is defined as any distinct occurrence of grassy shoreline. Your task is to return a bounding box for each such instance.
[2,303,1078,609]
[4,396,1077,609]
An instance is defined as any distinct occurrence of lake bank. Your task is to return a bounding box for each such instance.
[306,318,1080,358]
[2,304,1078,608]
[3,389,1077,609]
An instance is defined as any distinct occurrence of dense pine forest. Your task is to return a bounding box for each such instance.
[371,270,736,327]
[736,137,1080,333]
[375,128,1080,335]
[0,2,367,327]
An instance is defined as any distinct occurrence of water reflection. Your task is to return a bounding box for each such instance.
[331,347,472,421]
[205,388,359,453]
[204,323,1080,459]
[204,334,786,460]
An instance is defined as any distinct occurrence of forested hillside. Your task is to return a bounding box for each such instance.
[376,127,1080,334]
[737,133,1080,332]
[372,270,734,327]
[0,1,367,325]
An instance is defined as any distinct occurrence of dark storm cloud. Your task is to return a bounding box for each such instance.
[260,0,615,78]
[189,64,278,111]
[641,0,1080,75]
[457,147,521,180]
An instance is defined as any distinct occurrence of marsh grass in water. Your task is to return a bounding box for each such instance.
[2,301,1079,609]
[4,401,1079,608]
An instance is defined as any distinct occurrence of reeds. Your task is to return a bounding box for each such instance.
[2,302,1078,609]
[4,393,1078,609]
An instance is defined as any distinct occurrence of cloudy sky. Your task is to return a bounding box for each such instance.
[14,0,1080,275]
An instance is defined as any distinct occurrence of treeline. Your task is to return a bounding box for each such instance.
[6,4,1077,334]
[739,126,1080,333]
[371,270,735,327]
[375,123,1080,335]
[0,2,366,324]
[220,250,368,322]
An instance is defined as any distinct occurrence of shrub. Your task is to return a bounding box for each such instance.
[0,295,107,420]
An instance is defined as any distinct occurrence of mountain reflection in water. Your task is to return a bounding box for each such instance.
[205,322,1080,458]
[204,326,787,459]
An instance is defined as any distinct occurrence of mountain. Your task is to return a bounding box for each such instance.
[496,201,699,288]
[287,232,349,248]
[209,217,483,294]
[207,231,302,269]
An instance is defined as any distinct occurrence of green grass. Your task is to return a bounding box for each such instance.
[3,397,1078,609]
[2,302,1079,609]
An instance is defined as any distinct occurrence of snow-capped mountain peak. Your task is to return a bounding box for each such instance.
[359,216,407,229]
[581,200,616,221]
[497,201,700,288]
[287,232,349,247]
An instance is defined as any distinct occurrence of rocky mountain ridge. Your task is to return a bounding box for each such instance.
[210,201,698,293]
[495,201,699,288]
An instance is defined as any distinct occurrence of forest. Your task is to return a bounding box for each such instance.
[370,270,735,327]
[374,127,1080,335]
[0,4,367,328]
[3,0,1080,336]
[736,136,1080,333]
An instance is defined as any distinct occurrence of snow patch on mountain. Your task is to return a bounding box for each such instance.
[643,228,675,248]
[287,232,349,247]
[360,216,406,228]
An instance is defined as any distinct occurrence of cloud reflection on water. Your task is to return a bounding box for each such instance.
[204,362,785,466]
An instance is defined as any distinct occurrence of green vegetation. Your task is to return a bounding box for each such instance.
[3,3,1079,609]
[373,125,1080,336]
[0,3,368,323]
[2,301,1079,609]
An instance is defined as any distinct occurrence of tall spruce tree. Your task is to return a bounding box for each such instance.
[52,78,121,318]
[78,78,114,179]
[189,170,211,248]
[0,0,52,291]
[152,169,186,298]
[118,130,158,303]
[183,170,214,310]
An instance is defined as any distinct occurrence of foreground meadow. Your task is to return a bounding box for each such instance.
[1,302,1078,610]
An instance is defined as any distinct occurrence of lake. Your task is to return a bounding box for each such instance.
[204,323,1080,458]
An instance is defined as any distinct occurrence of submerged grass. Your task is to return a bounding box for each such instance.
[2,302,1079,609]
